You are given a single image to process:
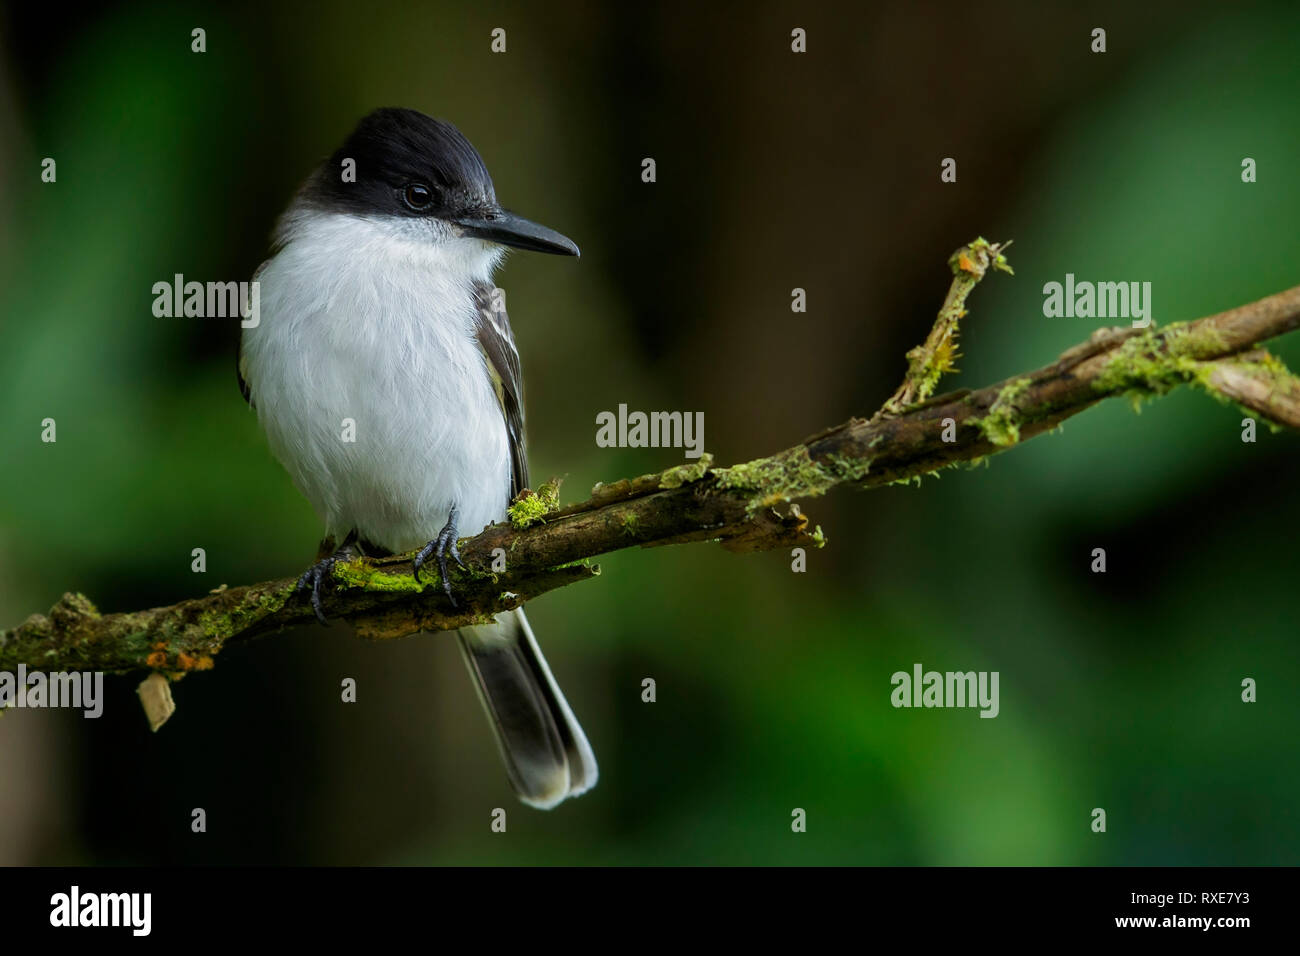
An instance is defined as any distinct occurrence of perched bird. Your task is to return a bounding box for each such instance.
[238,107,596,808]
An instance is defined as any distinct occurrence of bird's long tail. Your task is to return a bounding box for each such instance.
[457,608,598,809]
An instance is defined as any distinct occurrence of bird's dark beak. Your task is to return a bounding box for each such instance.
[453,209,580,257]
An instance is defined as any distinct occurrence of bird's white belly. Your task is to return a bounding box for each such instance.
[243,216,512,553]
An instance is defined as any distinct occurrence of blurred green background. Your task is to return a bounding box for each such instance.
[1,0,1297,865]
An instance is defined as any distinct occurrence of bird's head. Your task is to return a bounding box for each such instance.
[301,107,579,258]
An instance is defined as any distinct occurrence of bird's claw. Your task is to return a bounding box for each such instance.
[414,505,466,607]
[296,539,356,625]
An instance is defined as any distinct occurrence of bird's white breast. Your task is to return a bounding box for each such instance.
[242,209,512,552]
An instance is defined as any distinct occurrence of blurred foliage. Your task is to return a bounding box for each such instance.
[0,0,1297,865]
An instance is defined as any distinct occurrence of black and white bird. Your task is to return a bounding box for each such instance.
[238,107,596,809]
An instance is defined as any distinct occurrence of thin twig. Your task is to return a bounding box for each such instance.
[877,237,1013,417]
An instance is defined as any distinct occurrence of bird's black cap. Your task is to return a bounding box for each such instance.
[302,107,578,256]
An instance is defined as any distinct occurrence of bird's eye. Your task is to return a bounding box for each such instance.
[402,183,435,210]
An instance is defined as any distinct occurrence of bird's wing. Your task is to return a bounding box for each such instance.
[474,281,529,499]
[237,347,253,407]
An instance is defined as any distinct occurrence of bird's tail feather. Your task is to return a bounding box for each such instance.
[457,608,597,809]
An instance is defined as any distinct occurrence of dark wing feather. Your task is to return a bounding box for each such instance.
[474,282,529,498]
[237,347,253,407]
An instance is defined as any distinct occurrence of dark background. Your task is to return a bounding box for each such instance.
[1,0,1297,864]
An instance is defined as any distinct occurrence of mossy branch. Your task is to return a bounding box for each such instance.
[4,240,1300,707]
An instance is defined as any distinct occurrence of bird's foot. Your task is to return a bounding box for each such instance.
[413,504,467,606]
[296,535,357,625]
